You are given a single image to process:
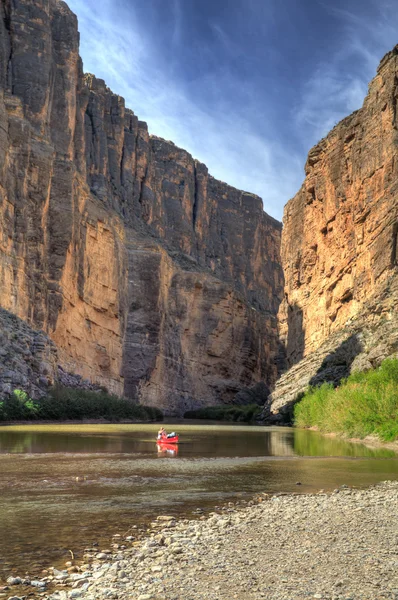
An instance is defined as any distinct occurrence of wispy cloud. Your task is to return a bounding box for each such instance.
[295,69,368,143]
[171,0,183,48]
[296,0,398,148]
[66,0,398,220]
[209,23,240,57]
[67,0,302,220]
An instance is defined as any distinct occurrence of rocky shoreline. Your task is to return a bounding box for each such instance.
[3,481,398,600]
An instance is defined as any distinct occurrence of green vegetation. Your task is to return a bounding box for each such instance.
[0,387,163,422]
[184,404,262,422]
[294,359,398,442]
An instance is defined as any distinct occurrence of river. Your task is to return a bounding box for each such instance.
[0,423,397,580]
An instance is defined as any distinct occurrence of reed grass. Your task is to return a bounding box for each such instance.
[294,359,398,441]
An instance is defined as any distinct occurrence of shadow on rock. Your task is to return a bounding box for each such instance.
[234,381,270,405]
[309,333,363,388]
[262,332,364,425]
[286,303,305,368]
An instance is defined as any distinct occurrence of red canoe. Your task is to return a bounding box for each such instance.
[157,435,179,444]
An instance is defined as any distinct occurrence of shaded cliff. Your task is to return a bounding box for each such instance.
[269,45,398,418]
[0,0,283,412]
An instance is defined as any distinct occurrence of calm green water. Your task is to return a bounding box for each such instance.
[0,423,397,580]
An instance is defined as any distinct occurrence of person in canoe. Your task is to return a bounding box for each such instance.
[157,426,167,440]
[157,427,179,443]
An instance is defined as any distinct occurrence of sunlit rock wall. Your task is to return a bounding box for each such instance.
[268,46,398,419]
[0,0,283,412]
[280,46,398,366]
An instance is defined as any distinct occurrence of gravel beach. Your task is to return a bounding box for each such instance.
[4,481,398,600]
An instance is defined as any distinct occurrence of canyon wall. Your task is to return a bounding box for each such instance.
[269,46,398,418]
[0,0,283,412]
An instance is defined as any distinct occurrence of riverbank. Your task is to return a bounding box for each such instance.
[293,358,398,443]
[4,481,397,600]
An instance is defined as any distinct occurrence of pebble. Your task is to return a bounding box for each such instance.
[5,579,21,586]
[31,580,46,588]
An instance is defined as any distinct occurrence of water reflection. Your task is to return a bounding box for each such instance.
[292,429,397,458]
[156,443,179,457]
[0,423,397,580]
[0,424,395,459]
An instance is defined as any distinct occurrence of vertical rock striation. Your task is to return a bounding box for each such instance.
[281,46,398,363]
[0,0,283,412]
[269,45,398,418]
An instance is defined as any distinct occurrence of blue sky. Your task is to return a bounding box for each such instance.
[67,0,398,220]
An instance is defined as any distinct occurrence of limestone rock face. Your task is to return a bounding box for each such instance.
[0,307,58,399]
[268,275,398,420]
[269,46,398,418]
[122,235,279,414]
[280,46,398,365]
[0,0,283,412]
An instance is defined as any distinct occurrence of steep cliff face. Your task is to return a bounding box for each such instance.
[123,235,279,414]
[280,46,398,365]
[0,0,283,411]
[269,46,398,418]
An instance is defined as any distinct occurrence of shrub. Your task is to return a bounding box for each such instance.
[294,358,398,442]
[184,404,262,422]
[0,386,163,422]
[0,389,40,421]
